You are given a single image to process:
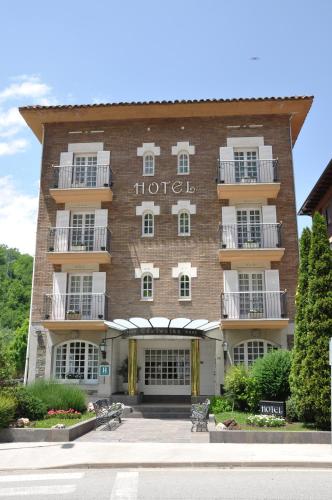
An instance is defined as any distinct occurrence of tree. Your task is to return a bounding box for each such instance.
[9,318,29,377]
[300,213,332,428]
[289,227,311,415]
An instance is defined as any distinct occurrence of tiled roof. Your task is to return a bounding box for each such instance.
[20,95,313,111]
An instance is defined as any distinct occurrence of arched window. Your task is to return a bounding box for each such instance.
[233,340,278,367]
[143,153,155,176]
[141,273,153,300]
[178,210,190,236]
[54,341,99,383]
[179,274,191,300]
[178,151,189,174]
[142,211,154,237]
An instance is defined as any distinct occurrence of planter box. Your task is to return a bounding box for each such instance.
[240,177,257,183]
[0,417,96,443]
[210,430,331,444]
[243,242,259,249]
[66,313,81,320]
[248,311,264,319]
[71,245,86,251]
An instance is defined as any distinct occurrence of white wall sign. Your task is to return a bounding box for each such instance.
[134,180,196,195]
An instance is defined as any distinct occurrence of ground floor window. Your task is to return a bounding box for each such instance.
[54,341,99,383]
[144,349,190,386]
[233,340,278,367]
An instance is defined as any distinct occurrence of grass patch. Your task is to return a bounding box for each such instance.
[214,411,319,431]
[32,412,94,428]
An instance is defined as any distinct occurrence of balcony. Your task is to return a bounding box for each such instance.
[46,227,111,265]
[49,165,113,203]
[220,291,288,329]
[43,293,109,331]
[218,223,284,263]
[217,159,280,200]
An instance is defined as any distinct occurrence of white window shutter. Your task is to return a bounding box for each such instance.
[97,151,110,186]
[262,206,278,247]
[92,272,106,319]
[223,270,239,318]
[219,147,234,183]
[54,210,70,252]
[52,272,67,320]
[94,209,108,250]
[265,270,281,318]
[221,207,237,248]
[59,152,74,188]
[258,145,273,182]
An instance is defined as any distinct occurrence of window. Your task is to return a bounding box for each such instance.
[54,340,99,383]
[233,340,278,367]
[73,154,97,187]
[67,274,93,319]
[178,210,190,236]
[143,153,155,176]
[71,213,95,251]
[179,274,191,300]
[236,209,261,248]
[178,151,189,174]
[142,211,154,237]
[239,271,264,318]
[141,273,153,300]
[144,349,190,386]
[234,149,258,182]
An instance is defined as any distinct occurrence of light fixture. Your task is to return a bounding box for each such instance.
[99,338,107,359]
[223,341,228,352]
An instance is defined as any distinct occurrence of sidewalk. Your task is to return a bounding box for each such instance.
[0,442,332,470]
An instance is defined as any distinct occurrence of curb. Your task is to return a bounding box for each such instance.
[1,461,332,470]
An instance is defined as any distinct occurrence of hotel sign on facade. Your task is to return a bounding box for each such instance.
[134,180,197,195]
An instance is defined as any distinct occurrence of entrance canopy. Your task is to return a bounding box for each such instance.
[104,317,220,339]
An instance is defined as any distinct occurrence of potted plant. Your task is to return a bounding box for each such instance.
[66,310,81,320]
[65,372,84,384]
[117,357,141,394]
[243,240,259,249]
[248,309,264,319]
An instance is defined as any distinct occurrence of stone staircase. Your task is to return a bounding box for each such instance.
[127,403,191,420]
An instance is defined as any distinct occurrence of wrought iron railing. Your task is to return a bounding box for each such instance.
[219,223,282,249]
[52,165,112,189]
[221,291,287,319]
[47,227,111,253]
[44,293,109,321]
[217,159,278,184]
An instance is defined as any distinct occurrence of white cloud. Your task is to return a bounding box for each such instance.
[0,139,29,155]
[0,176,38,255]
[0,78,51,103]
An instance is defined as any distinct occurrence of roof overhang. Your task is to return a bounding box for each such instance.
[104,317,220,340]
[298,158,332,215]
[19,96,313,145]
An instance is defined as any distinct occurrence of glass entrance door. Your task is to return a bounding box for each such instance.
[144,349,190,388]
[73,154,97,187]
[67,275,93,319]
[71,213,95,251]
[234,150,258,182]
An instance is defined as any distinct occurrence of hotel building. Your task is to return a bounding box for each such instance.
[20,96,312,401]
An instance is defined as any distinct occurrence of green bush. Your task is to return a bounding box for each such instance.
[286,397,299,423]
[210,396,232,414]
[25,380,87,413]
[251,350,292,402]
[0,394,17,428]
[225,365,252,411]
[15,388,46,420]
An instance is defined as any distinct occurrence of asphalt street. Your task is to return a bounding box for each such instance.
[0,468,331,499]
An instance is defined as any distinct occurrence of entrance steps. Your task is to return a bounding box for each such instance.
[127,403,191,420]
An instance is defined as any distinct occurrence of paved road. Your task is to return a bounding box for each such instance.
[0,468,331,499]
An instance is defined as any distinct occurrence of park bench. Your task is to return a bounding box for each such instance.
[190,399,210,432]
[93,399,124,429]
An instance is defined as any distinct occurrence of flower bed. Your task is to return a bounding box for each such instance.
[46,408,82,419]
[246,414,286,427]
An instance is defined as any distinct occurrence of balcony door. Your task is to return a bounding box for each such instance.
[67,275,93,320]
[234,149,258,182]
[73,154,97,187]
[70,213,95,251]
[239,271,264,318]
[237,209,261,248]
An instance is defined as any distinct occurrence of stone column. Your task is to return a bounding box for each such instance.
[191,339,200,397]
[128,339,137,396]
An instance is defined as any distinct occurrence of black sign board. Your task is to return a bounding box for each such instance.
[259,400,286,417]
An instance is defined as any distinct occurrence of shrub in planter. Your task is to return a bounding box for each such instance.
[0,394,17,428]
[210,396,232,414]
[286,397,300,423]
[15,388,46,420]
[224,365,252,411]
[25,380,87,413]
[251,350,292,402]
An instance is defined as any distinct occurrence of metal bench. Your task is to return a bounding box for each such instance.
[190,399,210,432]
[93,399,124,429]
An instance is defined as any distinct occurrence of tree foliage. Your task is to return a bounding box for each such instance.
[251,349,292,401]
[295,213,332,429]
[289,227,311,411]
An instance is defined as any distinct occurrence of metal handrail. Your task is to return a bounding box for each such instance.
[219,223,282,249]
[217,158,279,183]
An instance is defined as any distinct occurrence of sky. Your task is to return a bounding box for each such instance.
[0,0,331,255]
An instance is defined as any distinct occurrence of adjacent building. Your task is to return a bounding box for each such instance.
[299,159,332,244]
[20,96,313,401]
